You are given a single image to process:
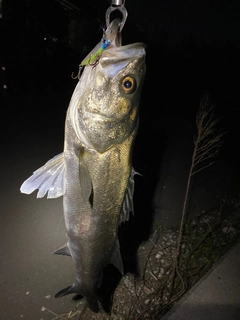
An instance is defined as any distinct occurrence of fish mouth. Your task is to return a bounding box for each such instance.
[83,106,133,122]
[110,40,146,49]
[101,42,146,65]
[113,42,146,51]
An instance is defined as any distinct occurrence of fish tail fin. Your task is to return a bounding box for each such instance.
[55,285,99,313]
[110,239,124,275]
[86,296,100,313]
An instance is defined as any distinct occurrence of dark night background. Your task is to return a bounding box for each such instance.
[0,0,240,318]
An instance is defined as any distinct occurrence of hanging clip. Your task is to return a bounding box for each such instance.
[105,0,128,32]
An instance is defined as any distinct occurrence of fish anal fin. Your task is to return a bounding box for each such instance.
[53,244,71,257]
[110,239,124,275]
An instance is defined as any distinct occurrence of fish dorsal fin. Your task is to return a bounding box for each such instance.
[20,153,65,199]
[53,244,71,257]
[110,239,124,275]
[79,150,93,206]
[119,167,141,224]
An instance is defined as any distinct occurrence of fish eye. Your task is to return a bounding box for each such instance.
[121,76,136,94]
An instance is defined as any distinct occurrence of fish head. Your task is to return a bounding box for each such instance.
[78,42,146,153]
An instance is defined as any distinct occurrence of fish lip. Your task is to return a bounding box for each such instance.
[109,42,146,52]
[83,109,132,122]
[102,43,146,63]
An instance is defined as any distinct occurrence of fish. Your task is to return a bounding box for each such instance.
[20,18,146,313]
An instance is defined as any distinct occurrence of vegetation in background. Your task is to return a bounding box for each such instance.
[168,91,226,300]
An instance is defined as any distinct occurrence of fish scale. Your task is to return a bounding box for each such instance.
[20,18,146,313]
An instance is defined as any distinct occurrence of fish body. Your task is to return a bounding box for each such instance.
[20,19,146,313]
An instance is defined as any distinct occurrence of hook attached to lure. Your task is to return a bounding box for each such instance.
[71,38,111,79]
[71,1,127,80]
[71,18,121,80]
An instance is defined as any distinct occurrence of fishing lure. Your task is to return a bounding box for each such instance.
[72,18,122,80]
[82,38,111,67]
[71,36,111,80]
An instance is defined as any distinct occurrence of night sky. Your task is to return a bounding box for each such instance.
[134,0,240,46]
[2,0,240,113]
[1,0,240,178]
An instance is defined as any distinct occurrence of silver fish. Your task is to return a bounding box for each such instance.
[20,19,146,313]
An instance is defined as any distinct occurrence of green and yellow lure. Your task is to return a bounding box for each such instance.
[72,19,121,80]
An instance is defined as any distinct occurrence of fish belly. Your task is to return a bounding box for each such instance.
[62,122,136,304]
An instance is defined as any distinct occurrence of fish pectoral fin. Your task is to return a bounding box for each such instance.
[79,160,93,206]
[110,239,124,275]
[53,244,71,257]
[20,153,65,199]
[119,167,141,224]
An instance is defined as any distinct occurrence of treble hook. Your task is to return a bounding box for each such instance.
[105,0,128,32]
[71,65,83,80]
